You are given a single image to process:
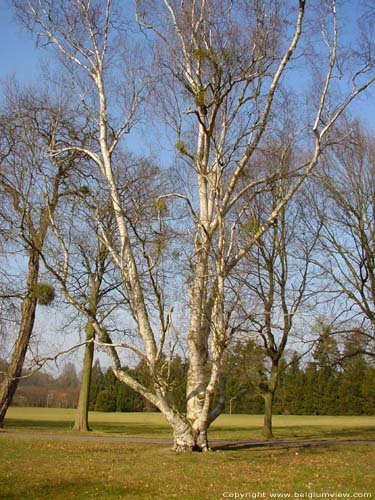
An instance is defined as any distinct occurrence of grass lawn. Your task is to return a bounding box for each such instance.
[4,407,375,441]
[1,438,375,499]
[1,409,375,499]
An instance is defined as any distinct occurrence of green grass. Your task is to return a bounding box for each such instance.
[1,438,375,499]
[1,409,375,499]
[4,407,375,441]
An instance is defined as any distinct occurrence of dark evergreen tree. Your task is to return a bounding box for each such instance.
[95,389,116,412]
[361,366,375,415]
[338,336,368,415]
[222,340,266,414]
[89,359,104,411]
[274,354,305,415]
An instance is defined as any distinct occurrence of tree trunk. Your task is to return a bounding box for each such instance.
[262,363,279,440]
[172,421,197,452]
[0,251,39,428]
[263,391,275,440]
[169,412,209,452]
[185,247,212,446]
[73,321,95,432]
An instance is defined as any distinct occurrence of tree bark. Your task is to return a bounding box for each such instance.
[0,251,39,427]
[73,321,95,432]
[73,242,108,432]
[168,411,209,452]
[263,391,275,440]
[185,247,211,436]
[262,363,279,440]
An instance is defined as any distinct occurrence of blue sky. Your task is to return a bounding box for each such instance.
[0,2,41,83]
[1,1,374,125]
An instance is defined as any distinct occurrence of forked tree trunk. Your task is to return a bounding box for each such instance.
[182,363,223,451]
[165,406,209,452]
[171,420,197,452]
[171,389,225,452]
[73,322,95,432]
[0,251,39,428]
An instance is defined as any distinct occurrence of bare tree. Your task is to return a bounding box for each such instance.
[311,120,375,355]
[72,239,112,432]
[0,85,81,426]
[43,158,163,432]
[238,178,319,439]
[11,0,375,451]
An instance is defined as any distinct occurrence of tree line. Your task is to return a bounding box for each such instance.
[1,360,80,408]
[7,336,375,418]
[1,0,375,451]
[224,339,375,416]
[90,347,375,416]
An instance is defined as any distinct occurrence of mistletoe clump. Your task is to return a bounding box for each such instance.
[32,283,55,305]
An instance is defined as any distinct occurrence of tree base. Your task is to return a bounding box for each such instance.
[72,425,92,432]
[172,433,212,453]
[263,432,274,440]
[172,443,212,453]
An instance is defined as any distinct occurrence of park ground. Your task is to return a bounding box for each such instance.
[1,409,375,499]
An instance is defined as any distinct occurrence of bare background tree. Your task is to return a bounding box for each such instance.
[237,173,319,438]
[311,119,375,357]
[0,84,82,426]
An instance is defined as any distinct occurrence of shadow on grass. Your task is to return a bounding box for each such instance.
[4,418,73,431]
[4,418,172,437]
[5,417,375,441]
[0,477,138,500]
[267,425,375,440]
[90,423,171,435]
[212,436,375,452]
[210,424,375,440]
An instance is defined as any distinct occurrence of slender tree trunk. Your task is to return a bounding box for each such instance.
[73,321,95,432]
[263,391,275,440]
[262,363,279,440]
[73,243,107,432]
[0,251,39,427]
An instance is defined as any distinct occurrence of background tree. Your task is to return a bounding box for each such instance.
[274,353,306,415]
[311,120,375,356]
[0,85,81,427]
[89,359,104,410]
[303,317,341,415]
[95,389,117,412]
[70,227,115,432]
[337,334,370,415]
[55,362,80,389]
[41,154,169,429]
[236,147,319,438]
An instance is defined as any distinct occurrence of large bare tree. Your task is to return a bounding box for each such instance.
[12,0,375,450]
